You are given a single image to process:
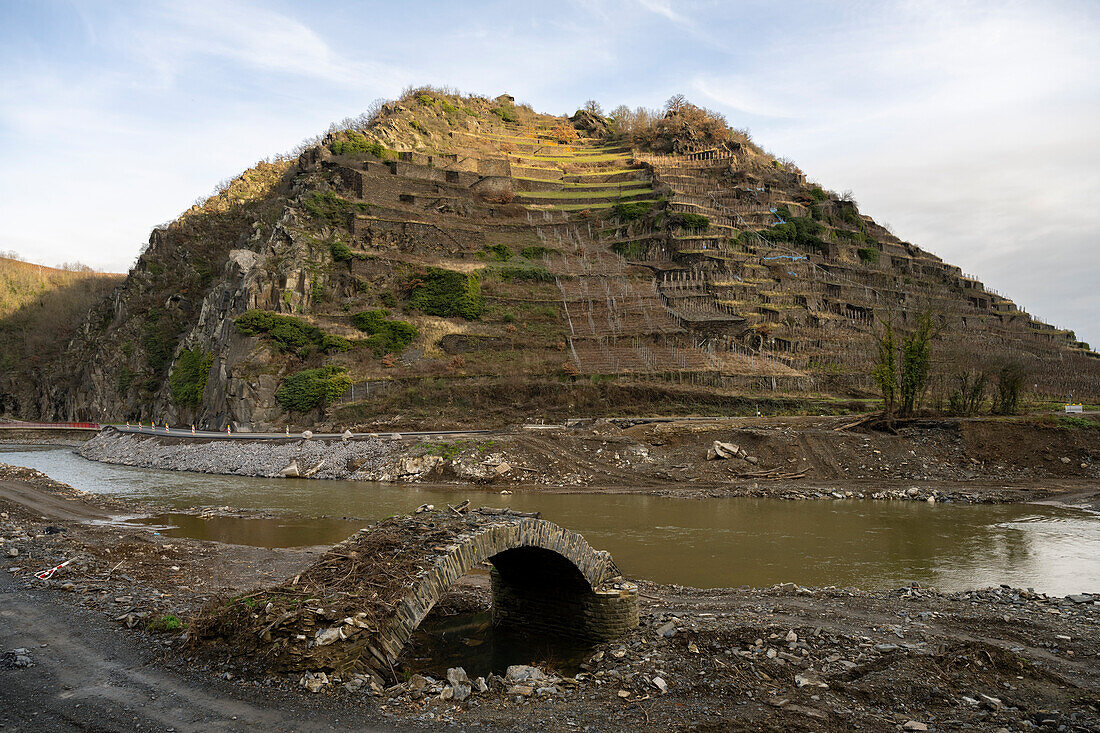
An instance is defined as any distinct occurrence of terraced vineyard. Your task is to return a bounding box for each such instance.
[20,90,1098,429]
[312,98,1100,405]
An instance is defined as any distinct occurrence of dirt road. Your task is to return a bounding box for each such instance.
[0,573,412,732]
[0,478,112,522]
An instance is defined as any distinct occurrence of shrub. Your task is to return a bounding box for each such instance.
[669,212,710,231]
[484,243,513,261]
[142,307,183,377]
[612,241,646,259]
[612,201,653,221]
[835,228,868,243]
[898,314,937,416]
[117,366,136,396]
[276,365,351,412]
[169,348,213,406]
[765,216,827,253]
[857,247,879,263]
[809,186,829,201]
[837,202,864,229]
[379,291,398,308]
[520,245,552,259]
[551,123,578,143]
[234,310,349,355]
[491,105,518,123]
[947,371,987,415]
[495,266,553,282]
[406,268,483,319]
[874,313,940,417]
[996,362,1025,415]
[329,240,354,262]
[302,191,371,226]
[330,132,386,158]
[350,309,418,356]
[416,93,464,115]
[146,614,185,633]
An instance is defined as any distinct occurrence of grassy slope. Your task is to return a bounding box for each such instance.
[0,259,123,402]
[0,258,121,319]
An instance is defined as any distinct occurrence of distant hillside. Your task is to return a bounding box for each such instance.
[0,257,123,415]
[0,257,117,318]
[4,88,1097,427]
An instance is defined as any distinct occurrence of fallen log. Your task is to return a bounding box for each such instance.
[475,506,541,519]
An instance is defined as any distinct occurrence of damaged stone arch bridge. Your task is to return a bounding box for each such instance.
[206,508,638,678]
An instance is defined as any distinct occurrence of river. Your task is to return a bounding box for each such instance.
[2,444,1098,596]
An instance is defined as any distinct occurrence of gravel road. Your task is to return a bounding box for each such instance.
[0,572,411,732]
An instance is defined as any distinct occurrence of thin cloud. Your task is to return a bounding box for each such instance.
[635,0,692,26]
[154,1,411,89]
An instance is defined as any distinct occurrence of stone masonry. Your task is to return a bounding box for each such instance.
[270,510,639,677]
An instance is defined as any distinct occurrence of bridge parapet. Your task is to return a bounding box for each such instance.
[191,507,638,679]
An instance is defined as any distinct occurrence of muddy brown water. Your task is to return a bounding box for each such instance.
[3,445,1099,596]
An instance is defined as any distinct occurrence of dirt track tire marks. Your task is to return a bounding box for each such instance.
[0,479,112,522]
[0,575,404,732]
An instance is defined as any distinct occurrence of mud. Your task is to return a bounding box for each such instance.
[1,462,1098,731]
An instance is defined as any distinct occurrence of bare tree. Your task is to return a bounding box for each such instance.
[582,99,604,116]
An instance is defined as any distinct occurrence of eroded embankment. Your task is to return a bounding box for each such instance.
[76,416,1100,504]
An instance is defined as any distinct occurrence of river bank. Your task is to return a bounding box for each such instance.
[75,414,1100,506]
[1,462,1098,731]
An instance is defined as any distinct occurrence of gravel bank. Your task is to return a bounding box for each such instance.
[79,429,402,480]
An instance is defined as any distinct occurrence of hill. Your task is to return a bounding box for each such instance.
[0,257,123,415]
[5,88,1097,427]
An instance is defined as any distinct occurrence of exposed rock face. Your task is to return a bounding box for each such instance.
[569,109,610,138]
[155,210,328,429]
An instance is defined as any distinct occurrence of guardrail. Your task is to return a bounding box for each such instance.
[0,422,101,430]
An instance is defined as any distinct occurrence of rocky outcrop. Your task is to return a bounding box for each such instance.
[155,208,332,430]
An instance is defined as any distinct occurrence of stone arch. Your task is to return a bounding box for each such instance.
[343,517,637,675]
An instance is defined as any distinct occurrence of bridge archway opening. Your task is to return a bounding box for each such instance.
[486,546,605,642]
[402,546,612,677]
[398,533,637,679]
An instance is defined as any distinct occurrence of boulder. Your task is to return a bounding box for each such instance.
[505,665,547,683]
[446,667,472,701]
[278,460,300,478]
[706,441,741,460]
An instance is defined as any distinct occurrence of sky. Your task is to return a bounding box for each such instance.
[1,0,1097,346]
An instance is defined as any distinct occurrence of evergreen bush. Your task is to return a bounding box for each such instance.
[669,212,710,230]
[234,310,349,355]
[857,247,880,263]
[406,268,483,319]
[350,309,418,356]
[612,201,653,221]
[169,348,213,406]
[275,365,351,412]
